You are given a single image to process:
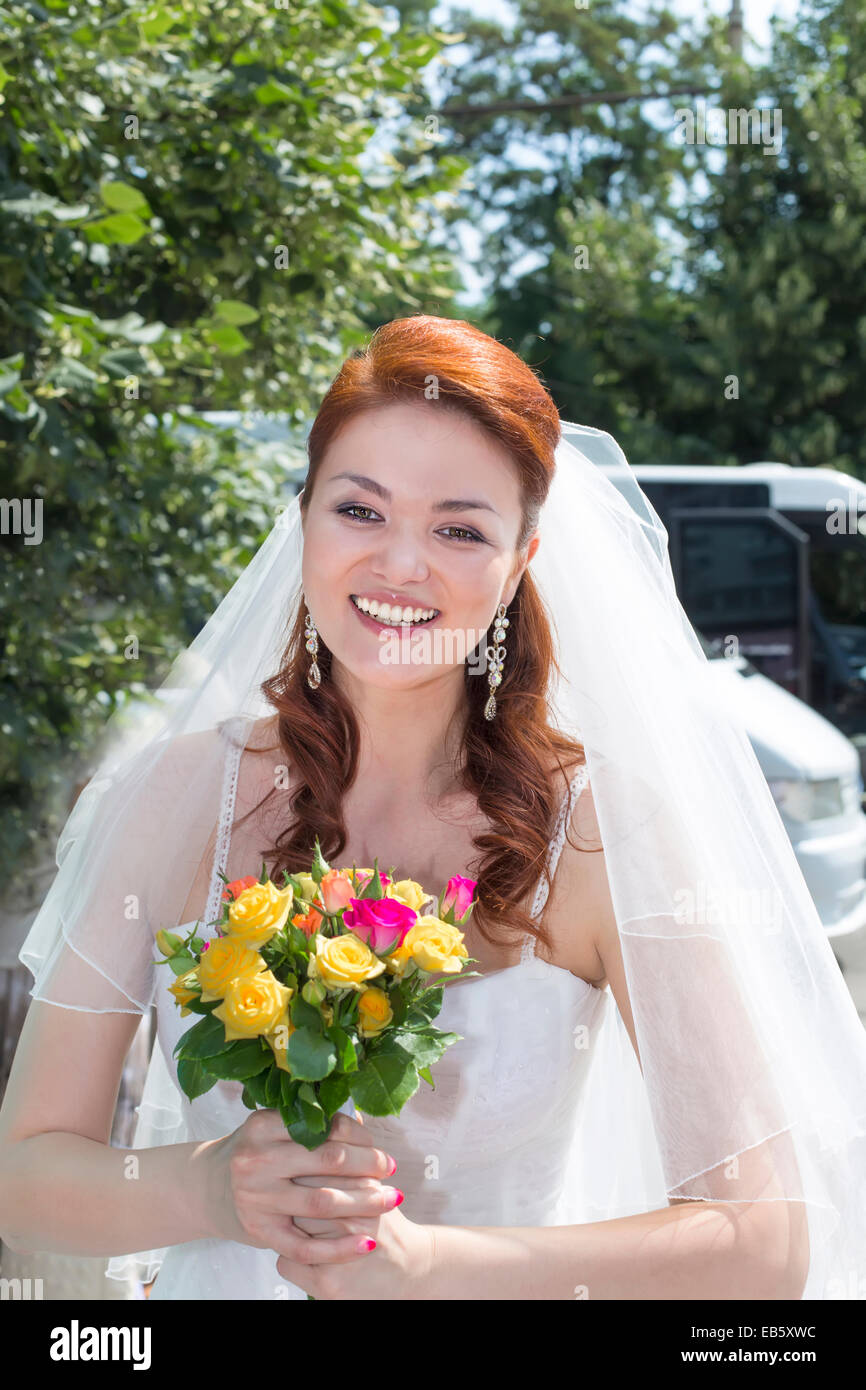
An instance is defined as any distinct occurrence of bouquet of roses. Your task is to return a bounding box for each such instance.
[155,841,480,1150]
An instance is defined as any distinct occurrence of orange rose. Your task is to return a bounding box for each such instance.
[292,906,323,938]
[319,869,355,914]
[221,875,259,903]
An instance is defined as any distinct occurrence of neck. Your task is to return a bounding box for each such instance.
[333,659,469,804]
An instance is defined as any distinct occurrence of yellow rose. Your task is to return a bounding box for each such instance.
[213,970,294,1041]
[198,937,268,1001]
[383,941,415,979]
[308,932,387,991]
[293,873,318,904]
[387,879,428,913]
[156,929,185,957]
[403,915,469,975]
[168,967,200,1016]
[357,987,394,1039]
[264,1010,296,1072]
[227,880,293,948]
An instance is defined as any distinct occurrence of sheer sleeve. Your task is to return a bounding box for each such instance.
[18,724,229,1015]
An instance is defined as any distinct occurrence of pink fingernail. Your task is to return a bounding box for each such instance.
[391,1188,405,1207]
[386,1155,398,1175]
[358,1237,376,1252]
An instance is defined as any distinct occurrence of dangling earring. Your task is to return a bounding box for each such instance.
[483,601,509,721]
[304,609,321,690]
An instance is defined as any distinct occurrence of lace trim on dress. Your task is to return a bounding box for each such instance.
[520,763,590,963]
[203,718,246,928]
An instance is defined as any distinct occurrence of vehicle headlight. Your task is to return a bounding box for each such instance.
[767,776,850,822]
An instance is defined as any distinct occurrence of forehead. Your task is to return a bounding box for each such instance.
[317,401,523,507]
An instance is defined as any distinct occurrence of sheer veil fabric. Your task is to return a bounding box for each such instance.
[17,421,866,1299]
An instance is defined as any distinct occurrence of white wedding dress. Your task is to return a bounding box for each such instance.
[107,719,667,1300]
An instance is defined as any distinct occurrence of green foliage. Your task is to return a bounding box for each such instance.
[0,0,467,879]
[436,0,866,472]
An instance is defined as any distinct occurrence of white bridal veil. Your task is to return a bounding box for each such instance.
[17,419,866,1299]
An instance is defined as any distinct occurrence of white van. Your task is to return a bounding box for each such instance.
[700,637,866,941]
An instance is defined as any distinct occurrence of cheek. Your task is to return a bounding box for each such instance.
[451,550,508,603]
[302,521,362,594]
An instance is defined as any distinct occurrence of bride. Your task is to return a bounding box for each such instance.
[1,316,864,1300]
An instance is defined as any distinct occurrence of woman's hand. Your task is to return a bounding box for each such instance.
[202,1108,399,1263]
[275,1205,436,1300]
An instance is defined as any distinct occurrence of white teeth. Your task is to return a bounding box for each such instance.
[351,596,437,625]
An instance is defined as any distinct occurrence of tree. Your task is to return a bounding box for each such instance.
[429,0,866,472]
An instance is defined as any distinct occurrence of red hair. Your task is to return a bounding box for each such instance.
[248,315,590,955]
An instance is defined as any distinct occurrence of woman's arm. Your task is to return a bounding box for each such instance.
[423,1195,808,1300]
[0,1000,219,1255]
[0,999,397,1262]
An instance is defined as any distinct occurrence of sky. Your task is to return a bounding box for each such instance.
[435,0,803,57]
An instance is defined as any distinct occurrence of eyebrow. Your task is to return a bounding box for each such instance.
[326,471,500,517]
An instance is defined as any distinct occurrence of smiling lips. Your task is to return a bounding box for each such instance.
[350,594,440,627]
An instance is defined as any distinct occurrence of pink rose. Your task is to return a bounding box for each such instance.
[442,875,477,922]
[342,896,417,954]
[355,868,391,890]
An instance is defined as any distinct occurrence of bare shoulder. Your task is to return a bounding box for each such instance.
[234,714,287,815]
[160,714,282,810]
[548,770,643,1067]
[534,764,608,987]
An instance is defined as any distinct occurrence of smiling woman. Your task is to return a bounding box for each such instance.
[2,315,865,1303]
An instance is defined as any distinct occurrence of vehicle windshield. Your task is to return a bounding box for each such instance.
[696,629,759,674]
[810,547,866,679]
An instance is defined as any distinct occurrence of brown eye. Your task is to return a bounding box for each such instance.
[440,525,483,543]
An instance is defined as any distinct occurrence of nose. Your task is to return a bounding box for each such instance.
[368,525,430,588]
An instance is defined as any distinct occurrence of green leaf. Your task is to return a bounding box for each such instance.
[179,997,219,1017]
[0,352,24,394]
[375,1026,458,1069]
[290,994,325,1032]
[265,1066,282,1106]
[348,1048,419,1116]
[285,1026,337,1082]
[244,1069,272,1106]
[298,1082,325,1120]
[100,181,151,216]
[285,1111,331,1150]
[406,985,444,1024]
[173,1011,231,1060]
[100,348,151,381]
[324,1022,358,1073]
[319,1069,351,1116]
[166,951,197,976]
[204,324,251,355]
[177,1057,219,1101]
[214,300,260,326]
[206,1039,273,1080]
[139,8,180,41]
[85,213,148,245]
[255,79,295,105]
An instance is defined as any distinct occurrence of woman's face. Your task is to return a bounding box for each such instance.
[299,401,538,694]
